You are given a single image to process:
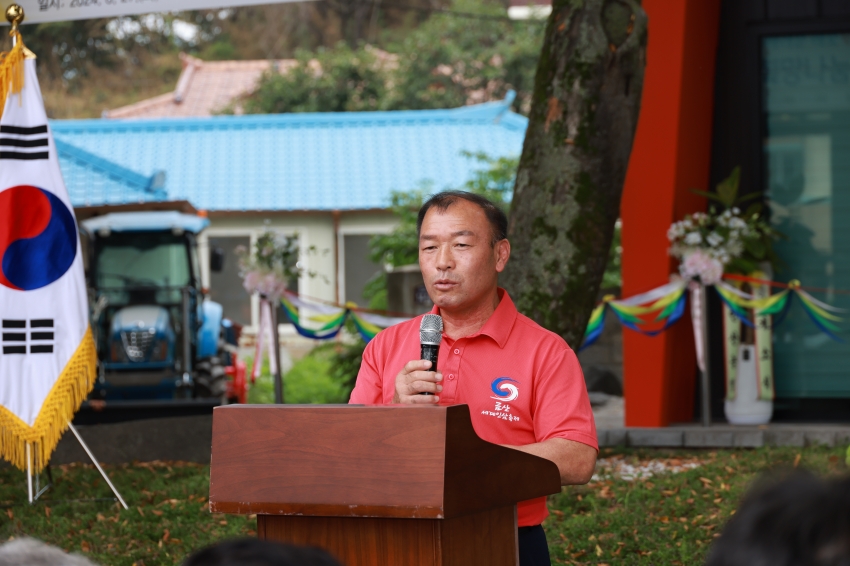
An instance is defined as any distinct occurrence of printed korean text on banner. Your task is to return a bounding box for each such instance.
[721,294,741,401]
[719,274,774,402]
[4,0,312,25]
[752,275,774,401]
[0,36,96,472]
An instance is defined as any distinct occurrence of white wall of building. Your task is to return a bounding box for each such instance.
[197,210,397,332]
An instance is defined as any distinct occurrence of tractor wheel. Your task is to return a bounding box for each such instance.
[194,355,227,399]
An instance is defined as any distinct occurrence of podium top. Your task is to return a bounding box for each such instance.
[209,404,560,519]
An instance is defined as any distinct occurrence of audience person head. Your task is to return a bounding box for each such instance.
[706,470,850,566]
[182,538,342,566]
[0,537,99,566]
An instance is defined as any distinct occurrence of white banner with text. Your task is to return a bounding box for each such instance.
[4,0,309,25]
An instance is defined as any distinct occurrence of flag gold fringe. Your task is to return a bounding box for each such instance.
[0,329,97,473]
[0,31,25,117]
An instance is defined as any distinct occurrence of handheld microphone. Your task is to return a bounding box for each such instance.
[419,314,443,396]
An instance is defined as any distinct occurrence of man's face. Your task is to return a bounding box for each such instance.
[418,199,509,312]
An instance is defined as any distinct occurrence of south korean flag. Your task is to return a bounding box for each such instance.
[0,56,96,472]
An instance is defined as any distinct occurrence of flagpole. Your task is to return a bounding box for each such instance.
[68,424,129,510]
[26,443,32,504]
[7,4,34,505]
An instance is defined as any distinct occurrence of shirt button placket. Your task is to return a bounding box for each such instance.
[442,343,461,403]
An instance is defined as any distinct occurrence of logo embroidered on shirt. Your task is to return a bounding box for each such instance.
[490,376,520,401]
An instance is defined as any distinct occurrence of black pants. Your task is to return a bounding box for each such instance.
[518,525,551,566]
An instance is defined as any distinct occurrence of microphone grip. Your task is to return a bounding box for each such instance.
[420,344,439,396]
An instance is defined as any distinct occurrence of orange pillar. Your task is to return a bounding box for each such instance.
[620,0,721,427]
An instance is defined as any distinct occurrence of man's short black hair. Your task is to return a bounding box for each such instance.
[417,191,508,247]
[706,470,850,566]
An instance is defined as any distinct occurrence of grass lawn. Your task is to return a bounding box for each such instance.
[0,445,845,565]
[546,444,847,565]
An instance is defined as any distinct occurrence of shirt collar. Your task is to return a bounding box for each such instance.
[430,288,517,348]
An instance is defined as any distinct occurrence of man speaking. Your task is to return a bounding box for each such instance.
[349,191,598,566]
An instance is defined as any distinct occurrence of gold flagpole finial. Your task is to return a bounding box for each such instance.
[5,4,24,33]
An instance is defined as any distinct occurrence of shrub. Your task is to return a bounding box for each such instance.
[246,347,349,405]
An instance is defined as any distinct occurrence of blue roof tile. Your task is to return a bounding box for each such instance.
[53,96,527,212]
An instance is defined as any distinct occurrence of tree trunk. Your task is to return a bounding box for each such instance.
[501,0,647,348]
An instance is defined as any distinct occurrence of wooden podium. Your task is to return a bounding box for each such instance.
[209,405,561,566]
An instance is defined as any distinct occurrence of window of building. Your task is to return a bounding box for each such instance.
[208,236,252,327]
[764,33,850,397]
[343,234,383,308]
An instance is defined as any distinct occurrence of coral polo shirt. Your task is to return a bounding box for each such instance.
[349,289,598,527]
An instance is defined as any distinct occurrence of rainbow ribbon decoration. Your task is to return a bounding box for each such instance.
[281,293,410,343]
[580,281,688,351]
[349,312,385,342]
[714,279,846,342]
[582,276,847,351]
[714,282,757,328]
[792,286,846,342]
[581,303,608,351]
[281,295,346,339]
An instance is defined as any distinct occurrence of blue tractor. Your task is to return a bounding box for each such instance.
[81,211,232,403]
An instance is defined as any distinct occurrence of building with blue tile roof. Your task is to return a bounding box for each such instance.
[58,95,526,329]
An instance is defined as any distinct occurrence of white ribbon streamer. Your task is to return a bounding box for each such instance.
[797,288,848,313]
[283,292,346,316]
[284,291,410,328]
[689,281,706,373]
[613,280,687,307]
[251,299,277,380]
[715,280,756,300]
[354,311,411,328]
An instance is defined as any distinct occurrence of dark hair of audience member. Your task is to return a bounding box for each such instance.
[182,538,342,566]
[705,470,850,566]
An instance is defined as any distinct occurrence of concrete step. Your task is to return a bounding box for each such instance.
[598,424,850,448]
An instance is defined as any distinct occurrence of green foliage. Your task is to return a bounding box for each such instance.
[281,351,348,404]
[240,0,545,115]
[379,0,543,113]
[241,229,300,277]
[199,40,238,61]
[367,188,430,270]
[314,341,365,398]
[0,446,844,564]
[690,167,761,215]
[689,167,785,275]
[458,151,519,204]
[362,275,390,312]
[246,346,352,405]
[240,44,388,114]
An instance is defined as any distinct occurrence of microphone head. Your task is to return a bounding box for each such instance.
[419,314,443,345]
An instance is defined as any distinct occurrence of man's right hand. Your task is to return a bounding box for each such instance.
[392,360,442,403]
